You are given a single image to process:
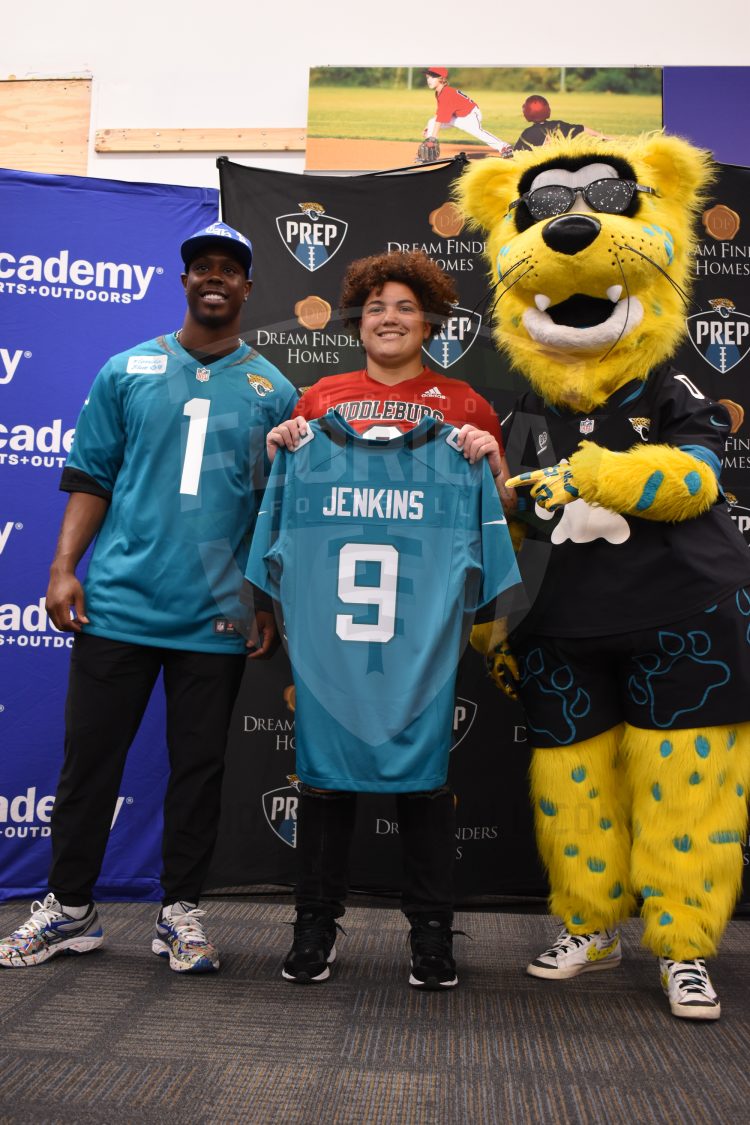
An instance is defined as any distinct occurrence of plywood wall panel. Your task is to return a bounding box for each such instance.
[0,79,91,176]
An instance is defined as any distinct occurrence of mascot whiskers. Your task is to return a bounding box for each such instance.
[458,133,750,1020]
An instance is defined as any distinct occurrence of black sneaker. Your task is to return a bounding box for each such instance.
[282,910,341,984]
[408,914,460,990]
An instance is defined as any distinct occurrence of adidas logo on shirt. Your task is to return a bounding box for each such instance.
[421,386,447,400]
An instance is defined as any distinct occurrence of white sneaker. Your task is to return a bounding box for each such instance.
[659,957,720,1020]
[0,894,103,967]
[527,927,622,979]
[151,901,219,973]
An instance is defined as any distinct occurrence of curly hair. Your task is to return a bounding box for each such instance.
[339,250,457,338]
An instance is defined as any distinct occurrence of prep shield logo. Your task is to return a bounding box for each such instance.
[423,306,481,370]
[262,786,299,848]
[725,492,750,540]
[276,202,348,272]
[451,697,478,752]
[687,298,750,374]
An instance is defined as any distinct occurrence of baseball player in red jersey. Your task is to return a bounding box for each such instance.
[423,67,513,158]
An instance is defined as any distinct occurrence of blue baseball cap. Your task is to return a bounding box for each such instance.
[181,221,253,278]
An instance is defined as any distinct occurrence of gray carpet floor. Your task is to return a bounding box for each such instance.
[0,899,748,1124]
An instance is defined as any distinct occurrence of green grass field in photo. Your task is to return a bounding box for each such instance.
[308,87,662,144]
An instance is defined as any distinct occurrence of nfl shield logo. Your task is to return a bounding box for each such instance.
[579,418,595,435]
[196,367,211,383]
[424,306,482,369]
[450,697,478,752]
[262,786,299,848]
[687,302,750,373]
[276,204,348,272]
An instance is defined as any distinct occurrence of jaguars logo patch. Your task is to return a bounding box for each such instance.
[247,374,274,398]
[629,417,651,440]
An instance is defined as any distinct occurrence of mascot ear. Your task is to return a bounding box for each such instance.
[634,133,714,204]
[454,158,521,231]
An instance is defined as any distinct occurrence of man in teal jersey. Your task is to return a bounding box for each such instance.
[0,223,297,973]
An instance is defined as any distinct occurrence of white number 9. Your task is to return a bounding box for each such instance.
[336,543,398,644]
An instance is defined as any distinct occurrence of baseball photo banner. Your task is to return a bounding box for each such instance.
[305,66,663,172]
[0,167,219,901]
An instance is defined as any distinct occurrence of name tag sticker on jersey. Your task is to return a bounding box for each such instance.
[292,428,315,451]
[126,355,168,375]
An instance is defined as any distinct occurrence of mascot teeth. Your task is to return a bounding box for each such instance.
[607,285,623,303]
[534,294,552,311]
[523,296,644,351]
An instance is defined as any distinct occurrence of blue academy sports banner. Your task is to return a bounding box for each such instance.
[0,167,218,901]
[210,158,750,907]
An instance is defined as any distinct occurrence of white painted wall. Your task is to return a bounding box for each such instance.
[4,0,750,189]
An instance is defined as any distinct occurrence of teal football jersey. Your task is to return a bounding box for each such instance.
[65,333,297,651]
[247,412,522,791]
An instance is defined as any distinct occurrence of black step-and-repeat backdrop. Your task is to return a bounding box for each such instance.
[2,160,748,904]
[206,158,750,903]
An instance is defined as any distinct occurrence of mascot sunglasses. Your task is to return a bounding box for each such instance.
[509,179,657,222]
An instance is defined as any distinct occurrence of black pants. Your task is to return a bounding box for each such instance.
[49,633,246,907]
[295,786,456,920]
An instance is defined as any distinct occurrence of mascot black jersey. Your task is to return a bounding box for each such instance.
[504,365,750,637]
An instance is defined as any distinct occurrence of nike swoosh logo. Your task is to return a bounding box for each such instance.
[587,939,619,962]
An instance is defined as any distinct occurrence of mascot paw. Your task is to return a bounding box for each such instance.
[487,644,521,700]
[507,461,579,511]
[471,620,520,700]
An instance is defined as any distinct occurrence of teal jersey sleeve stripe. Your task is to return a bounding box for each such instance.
[678,443,722,481]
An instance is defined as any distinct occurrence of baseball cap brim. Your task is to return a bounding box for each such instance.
[181,222,253,278]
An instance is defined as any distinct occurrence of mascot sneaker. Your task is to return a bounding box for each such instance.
[659,957,720,1020]
[152,902,219,973]
[527,927,622,979]
[0,894,103,967]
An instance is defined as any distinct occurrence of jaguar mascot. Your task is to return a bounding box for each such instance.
[459,133,750,1020]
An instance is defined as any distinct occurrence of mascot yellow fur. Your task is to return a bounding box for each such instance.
[458,133,750,1020]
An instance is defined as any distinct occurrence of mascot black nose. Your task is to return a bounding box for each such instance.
[542,215,601,255]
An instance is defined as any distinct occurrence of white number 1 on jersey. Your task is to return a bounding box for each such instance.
[181,398,211,496]
[336,543,398,644]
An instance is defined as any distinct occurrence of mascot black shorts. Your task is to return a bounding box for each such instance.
[512,587,750,747]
